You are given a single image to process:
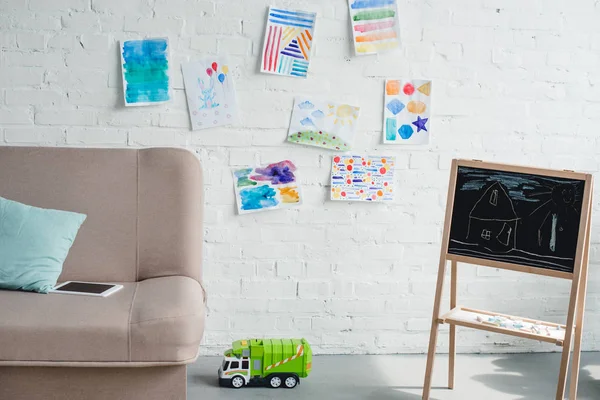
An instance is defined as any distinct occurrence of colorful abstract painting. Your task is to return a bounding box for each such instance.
[383,79,431,145]
[120,38,170,106]
[348,0,401,55]
[182,57,238,130]
[287,97,360,151]
[233,160,303,214]
[331,155,395,202]
[260,7,316,78]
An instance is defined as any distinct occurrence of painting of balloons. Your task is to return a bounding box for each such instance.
[181,56,239,130]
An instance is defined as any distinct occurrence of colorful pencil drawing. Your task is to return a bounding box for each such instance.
[260,7,316,78]
[182,57,238,130]
[383,79,431,145]
[347,0,401,55]
[287,97,360,151]
[233,160,303,214]
[120,38,170,106]
[330,155,395,202]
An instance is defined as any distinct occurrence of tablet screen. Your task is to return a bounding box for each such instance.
[55,282,116,294]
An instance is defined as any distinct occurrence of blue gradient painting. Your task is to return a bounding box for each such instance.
[120,38,170,106]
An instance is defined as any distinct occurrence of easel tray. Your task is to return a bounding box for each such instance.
[438,306,570,346]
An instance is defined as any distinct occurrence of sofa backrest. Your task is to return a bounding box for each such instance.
[0,146,203,283]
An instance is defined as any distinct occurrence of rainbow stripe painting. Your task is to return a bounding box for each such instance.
[260,7,316,78]
[120,38,171,106]
[347,0,401,55]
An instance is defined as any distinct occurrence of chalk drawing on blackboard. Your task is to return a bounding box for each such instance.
[466,181,519,252]
[449,167,584,273]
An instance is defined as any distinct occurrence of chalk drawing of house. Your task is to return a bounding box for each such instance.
[467,181,518,251]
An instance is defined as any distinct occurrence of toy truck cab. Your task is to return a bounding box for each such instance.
[218,338,312,389]
[218,349,250,389]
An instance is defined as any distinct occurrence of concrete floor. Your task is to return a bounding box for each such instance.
[188,353,600,399]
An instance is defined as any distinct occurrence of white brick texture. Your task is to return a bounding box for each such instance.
[2,0,600,356]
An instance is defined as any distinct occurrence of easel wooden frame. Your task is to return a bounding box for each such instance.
[422,159,593,400]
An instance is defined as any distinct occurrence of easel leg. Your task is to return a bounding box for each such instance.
[569,216,591,400]
[556,296,578,399]
[568,284,586,400]
[449,261,457,389]
[423,258,448,400]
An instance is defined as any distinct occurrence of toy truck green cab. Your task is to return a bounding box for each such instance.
[218,338,312,389]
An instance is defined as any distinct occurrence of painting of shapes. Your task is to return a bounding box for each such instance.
[287,97,360,151]
[233,160,303,214]
[330,155,395,202]
[383,79,431,145]
[182,57,238,130]
[120,38,170,106]
[348,0,401,55]
[260,7,316,78]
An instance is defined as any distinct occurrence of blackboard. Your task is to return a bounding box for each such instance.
[448,166,586,273]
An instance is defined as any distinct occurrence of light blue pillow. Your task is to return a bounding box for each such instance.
[0,197,86,294]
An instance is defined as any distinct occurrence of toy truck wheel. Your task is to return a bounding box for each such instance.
[231,376,245,389]
[284,375,298,388]
[268,375,282,388]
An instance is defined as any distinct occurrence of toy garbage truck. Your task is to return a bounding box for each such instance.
[218,338,312,389]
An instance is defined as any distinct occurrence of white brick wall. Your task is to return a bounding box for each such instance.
[1,0,600,356]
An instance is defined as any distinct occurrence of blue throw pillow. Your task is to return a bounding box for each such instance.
[0,197,86,294]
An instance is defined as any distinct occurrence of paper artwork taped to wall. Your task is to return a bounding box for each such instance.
[233,161,303,214]
[330,155,395,202]
[383,79,431,145]
[182,57,238,130]
[347,0,401,55]
[260,7,316,78]
[120,38,171,106]
[287,97,360,151]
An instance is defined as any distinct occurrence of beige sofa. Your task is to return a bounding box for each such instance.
[0,146,205,400]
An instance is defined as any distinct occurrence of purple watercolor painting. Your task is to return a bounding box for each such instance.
[233,160,302,214]
[251,160,297,185]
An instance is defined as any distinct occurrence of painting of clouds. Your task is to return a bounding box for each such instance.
[287,96,360,151]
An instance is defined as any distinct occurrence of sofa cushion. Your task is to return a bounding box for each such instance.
[0,276,204,364]
[0,196,86,294]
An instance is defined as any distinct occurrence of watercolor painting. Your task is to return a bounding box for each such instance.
[347,0,401,55]
[383,79,431,145]
[233,160,303,214]
[287,97,360,151]
[120,38,170,106]
[182,57,238,130]
[330,155,395,202]
[260,7,316,78]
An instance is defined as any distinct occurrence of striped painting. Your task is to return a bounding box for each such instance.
[120,38,170,106]
[260,7,316,78]
[348,0,401,55]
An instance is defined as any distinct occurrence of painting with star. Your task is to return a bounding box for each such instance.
[383,79,431,145]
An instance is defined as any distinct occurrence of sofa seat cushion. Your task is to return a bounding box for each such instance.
[0,276,204,365]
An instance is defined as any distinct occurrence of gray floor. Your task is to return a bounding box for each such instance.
[188,353,600,399]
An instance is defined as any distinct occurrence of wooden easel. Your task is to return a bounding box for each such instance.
[422,159,593,400]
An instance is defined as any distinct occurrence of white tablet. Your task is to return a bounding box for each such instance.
[50,281,123,297]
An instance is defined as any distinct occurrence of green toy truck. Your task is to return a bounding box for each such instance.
[218,338,312,389]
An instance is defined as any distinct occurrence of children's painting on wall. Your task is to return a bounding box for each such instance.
[233,161,303,214]
[347,0,401,55]
[120,38,171,106]
[182,57,238,130]
[287,97,360,151]
[331,155,395,202]
[260,7,316,78]
[383,79,431,145]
